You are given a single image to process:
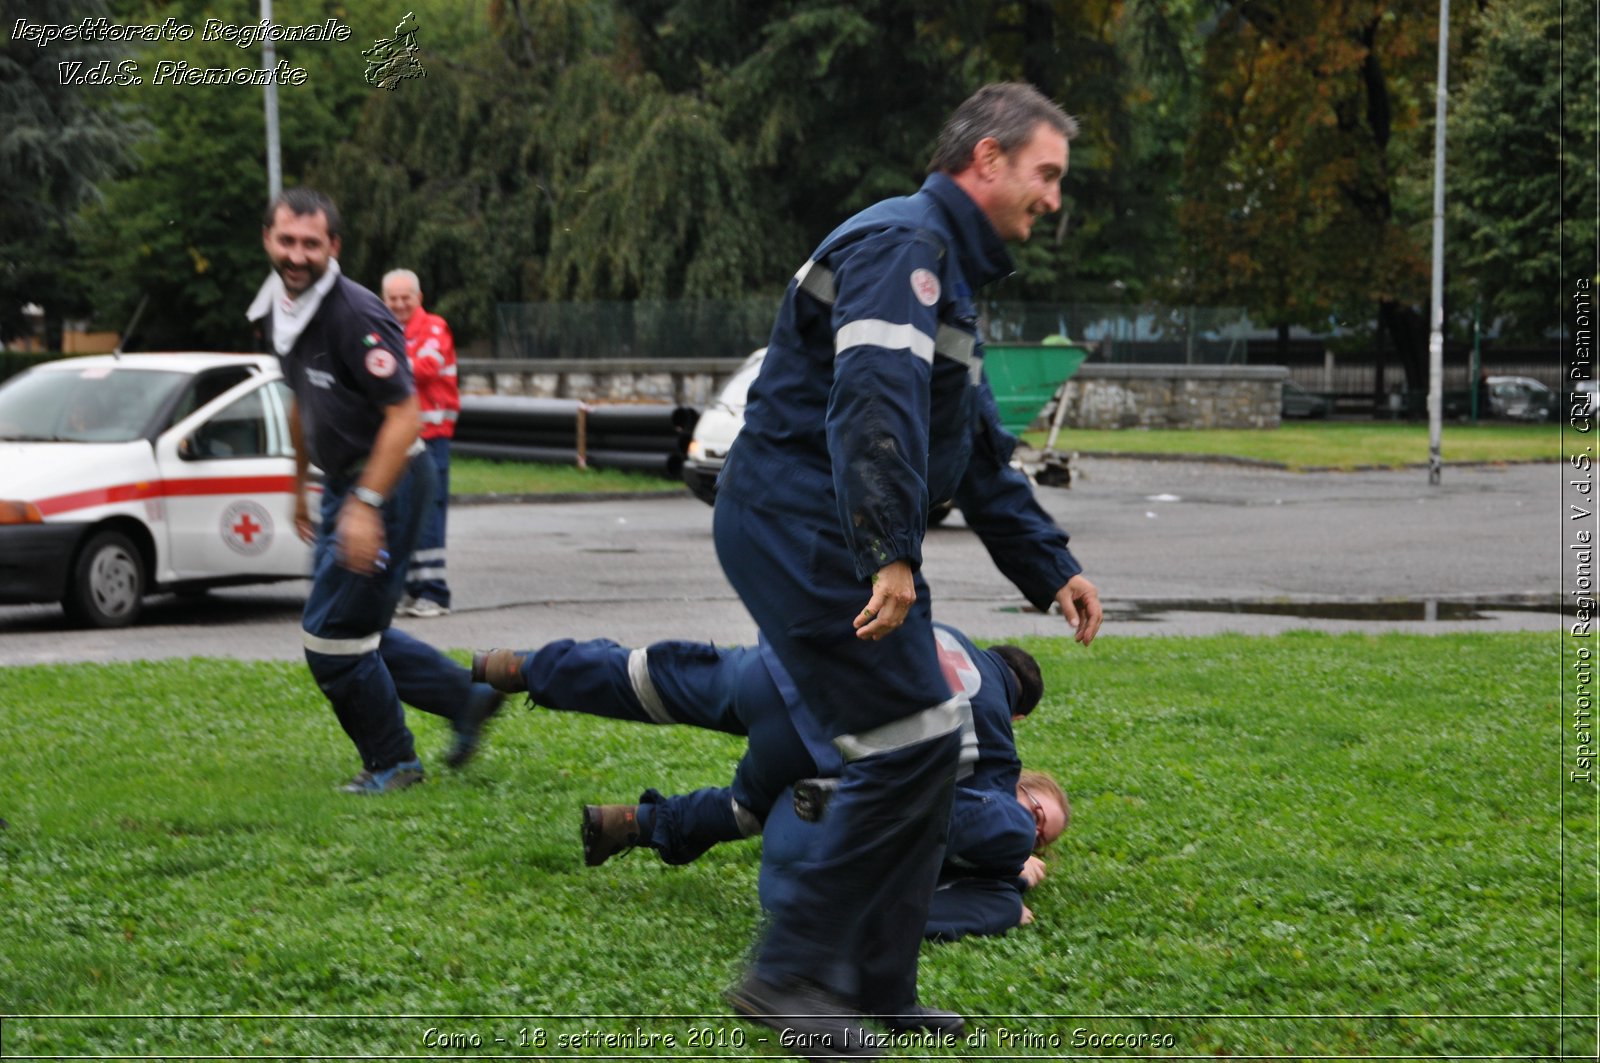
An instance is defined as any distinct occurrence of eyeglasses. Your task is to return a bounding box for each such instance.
[1020,783,1048,850]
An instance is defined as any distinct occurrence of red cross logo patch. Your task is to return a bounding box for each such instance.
[220,500,274,557]
[934,627,982,698]
[365,348,398,378]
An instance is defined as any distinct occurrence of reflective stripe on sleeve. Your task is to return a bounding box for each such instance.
[302,629,382,656]
[836,319,935,364]
[833,693,968,762]
[795,259,837,305]
[935,323,982,383]
[954,702,979,780]
[420,410,459,425]
[803,257,973,370]
[628,648,677,724]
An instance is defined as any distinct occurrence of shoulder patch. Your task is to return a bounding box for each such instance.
[365,348,399,378]
[910,268,941,307]
[363,332,380,347]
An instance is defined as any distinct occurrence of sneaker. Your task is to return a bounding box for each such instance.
[341,759,425,795]
[396,595,419,617]
[445,686,504,769]
[407,598,450,618]
[581,804,643,866]
[725,973,881,1060]
[471,648,528,693]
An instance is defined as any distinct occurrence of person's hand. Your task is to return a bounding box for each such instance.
[1055,573,1102,646]
[854,560,915,640]
[335,498,387,575]
[1019,904,1035,926]
[292,494,315,545]
[1020,854,1047,889]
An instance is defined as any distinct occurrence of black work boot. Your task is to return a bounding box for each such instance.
[876,1004,965,1036]
[726,973,882,1060]
[471,648,527,693]
[581,804,643,867]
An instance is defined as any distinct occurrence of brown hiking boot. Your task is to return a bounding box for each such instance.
[582,804,643,867]
[471,648,527,693]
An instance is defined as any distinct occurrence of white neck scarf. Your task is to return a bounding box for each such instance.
[246,258,342,356]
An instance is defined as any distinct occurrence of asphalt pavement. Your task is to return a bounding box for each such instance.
[0,458,1564,666]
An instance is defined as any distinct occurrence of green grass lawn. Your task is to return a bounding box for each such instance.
[449,424,1569,498]
[451,456,687,496]
[0,632,1587,1058]
[1024,422,1566,470]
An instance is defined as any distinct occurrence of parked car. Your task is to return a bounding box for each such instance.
[1575,379,1598,418]
[682,347,955,525]
[683,348,765,506]
[1483,375,1557,421]
[1281,380,1333,419]
[0,353,313,627]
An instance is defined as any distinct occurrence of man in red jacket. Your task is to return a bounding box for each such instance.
[382,269,459,617]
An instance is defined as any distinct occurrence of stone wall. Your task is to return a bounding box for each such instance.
[461,358,1290,429]
[459,358,741,408]
[1054,364,1288,430]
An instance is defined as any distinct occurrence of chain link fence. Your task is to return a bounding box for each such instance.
[494,299,778,361]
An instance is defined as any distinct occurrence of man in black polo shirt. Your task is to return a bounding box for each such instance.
[247,188,501,793]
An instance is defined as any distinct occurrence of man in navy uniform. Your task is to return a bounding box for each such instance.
[248,188,501,794]
[472,622,1043,867]
[710,82,1103,1050]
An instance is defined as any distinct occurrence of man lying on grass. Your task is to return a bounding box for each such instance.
[473,621,1068,940]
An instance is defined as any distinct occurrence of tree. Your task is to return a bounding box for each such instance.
[1450,0,1589,341]
[76,0,437,349]
[0,0,141,345]
[1177,0,1453,385]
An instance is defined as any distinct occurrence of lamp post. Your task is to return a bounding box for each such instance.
[1426,0,1450,485]
[262,0,281,200]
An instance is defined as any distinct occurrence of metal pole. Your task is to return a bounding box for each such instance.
[1426,0,1450,485]
[1469,297,1481,423]
[262,0,281,200]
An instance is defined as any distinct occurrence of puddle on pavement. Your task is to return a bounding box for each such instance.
[1000,598,1565,623]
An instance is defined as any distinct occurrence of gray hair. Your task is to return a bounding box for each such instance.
[927,82,1079,175]
[382,269,421,295]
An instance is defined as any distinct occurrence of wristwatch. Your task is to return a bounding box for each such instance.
[351,485,385,509]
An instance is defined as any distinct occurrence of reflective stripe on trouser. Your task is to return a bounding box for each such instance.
[520,637,817,830]
[638,785,761,865]
[713,493,962,1011]
[304,453,471,771]
[405,436,451,608]
[756,731,959,1013]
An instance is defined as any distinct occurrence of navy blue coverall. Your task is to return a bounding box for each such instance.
[262,273,483,773]
[713,172,1084,1015]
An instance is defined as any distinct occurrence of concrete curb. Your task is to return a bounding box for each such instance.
[452,488,693,506]
[1073,451,1561,473]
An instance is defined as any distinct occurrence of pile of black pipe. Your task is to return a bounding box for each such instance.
[454,395,699,477]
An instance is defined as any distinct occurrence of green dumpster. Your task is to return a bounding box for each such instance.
[983,342,1090,433]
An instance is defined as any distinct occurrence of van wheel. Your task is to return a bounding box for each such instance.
[64,530,145,628]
